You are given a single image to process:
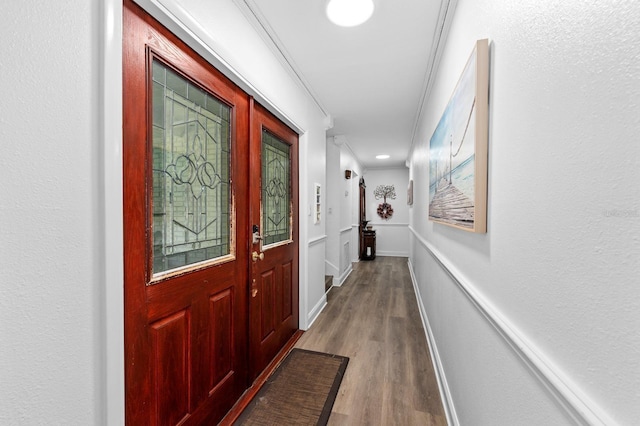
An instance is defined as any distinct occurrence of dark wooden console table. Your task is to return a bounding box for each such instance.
[361,229,376,260]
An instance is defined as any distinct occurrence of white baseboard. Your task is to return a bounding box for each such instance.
[407,258,459,426]
[306,294,327,329]
[375,250,409,257]
[336,264,353,287]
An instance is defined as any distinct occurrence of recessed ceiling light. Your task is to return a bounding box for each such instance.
[376,154,390,159]
[326,0,375,27]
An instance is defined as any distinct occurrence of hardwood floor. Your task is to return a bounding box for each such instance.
[295,256,447,425]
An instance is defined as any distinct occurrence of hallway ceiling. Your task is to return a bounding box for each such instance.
[237,0,449,169]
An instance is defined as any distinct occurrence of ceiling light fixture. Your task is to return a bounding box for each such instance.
[376,154,390,159]
[326,0,375,27]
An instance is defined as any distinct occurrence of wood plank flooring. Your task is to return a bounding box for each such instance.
[294,256,447,425]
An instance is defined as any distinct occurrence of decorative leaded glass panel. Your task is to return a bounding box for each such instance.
[151,59,231,276]
[262,130,291,246]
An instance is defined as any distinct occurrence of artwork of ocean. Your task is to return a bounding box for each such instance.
[429,154,475,204]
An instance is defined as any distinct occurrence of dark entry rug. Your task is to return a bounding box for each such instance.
[235,348,349,425]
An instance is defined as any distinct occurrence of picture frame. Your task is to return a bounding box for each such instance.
[407,180,413,205]
[428,39,489,233]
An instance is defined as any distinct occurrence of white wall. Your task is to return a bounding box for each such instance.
[0,1,102,424]
[363,168,410,257]
[325,137,342,282]
[326,135,366,286]
[409,0,640,424]
[337,139,364,279]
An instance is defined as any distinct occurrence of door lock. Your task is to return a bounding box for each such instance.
[251,279,258,298]
[252,224,263,244]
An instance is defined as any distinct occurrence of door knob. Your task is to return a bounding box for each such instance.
[252,251,264,261]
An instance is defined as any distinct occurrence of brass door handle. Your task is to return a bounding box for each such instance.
[252,251,264,261]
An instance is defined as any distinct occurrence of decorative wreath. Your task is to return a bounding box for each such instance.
[377,202,394,219]
[374,184,397,219]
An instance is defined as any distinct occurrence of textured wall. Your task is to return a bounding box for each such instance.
[325,138,342,279]
[409,0,640,424]
[0,1,101,424]
[337,142,363,267]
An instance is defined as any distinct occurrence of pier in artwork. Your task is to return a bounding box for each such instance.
[428,179,474,228]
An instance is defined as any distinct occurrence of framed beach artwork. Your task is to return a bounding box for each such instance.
[428,39,489,233]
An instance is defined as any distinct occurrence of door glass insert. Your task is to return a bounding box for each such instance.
[151,59,231,276]
[262,129,291,246]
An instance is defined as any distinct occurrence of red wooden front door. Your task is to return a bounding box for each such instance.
[123,2,250,424]
[123,2,299,424]
[248,102,299,380]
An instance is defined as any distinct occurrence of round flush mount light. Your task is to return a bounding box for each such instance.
[376,154,390,159]
[326,0,375,27]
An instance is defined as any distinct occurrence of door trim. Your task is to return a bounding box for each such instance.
[102,0,125,423]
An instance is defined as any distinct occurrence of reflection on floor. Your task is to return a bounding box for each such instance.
[295,256,447,426]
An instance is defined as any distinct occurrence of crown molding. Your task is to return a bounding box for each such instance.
[233,0,331,120]
[407,0,458,162]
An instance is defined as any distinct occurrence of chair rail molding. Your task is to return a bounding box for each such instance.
[408,226,616,426]
[367,222,409,227]
[308,234,327,247]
